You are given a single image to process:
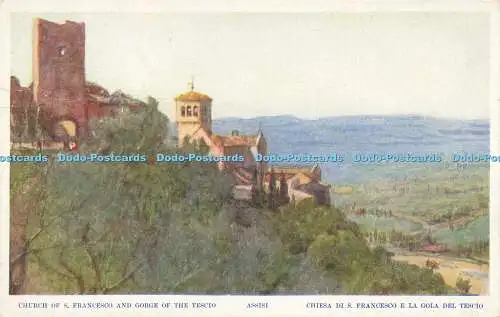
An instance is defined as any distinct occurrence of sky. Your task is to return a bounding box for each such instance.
[10,12,490,120]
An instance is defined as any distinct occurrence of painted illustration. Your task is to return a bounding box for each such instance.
[9,13,489,295]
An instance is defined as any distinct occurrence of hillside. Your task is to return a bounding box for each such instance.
[10,105,451,295]
[206,114,490,294]
[335,163,489,245]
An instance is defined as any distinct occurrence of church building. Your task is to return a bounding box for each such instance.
[174,82,268,190]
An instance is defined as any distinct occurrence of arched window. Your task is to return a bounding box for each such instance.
[186,106,192,116]
[58,46,67,57]
[193,106,199,116]
[181,106,186,116]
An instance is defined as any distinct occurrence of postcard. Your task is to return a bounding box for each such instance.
[1,0,499,316]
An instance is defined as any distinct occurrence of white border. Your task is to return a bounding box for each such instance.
[489,2,500,316]
[1,1,498,317]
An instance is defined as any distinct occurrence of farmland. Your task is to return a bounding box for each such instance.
[331,162,490,294]
[345,214,422,232]
[434,215,489,249]
[333,162,489,252]
[392,253,488,295]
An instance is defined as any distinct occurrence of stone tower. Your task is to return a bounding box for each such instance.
[174,81,213,147]
[32,18,88,139]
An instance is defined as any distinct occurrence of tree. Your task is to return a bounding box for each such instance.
[9,161,44,294]
[11,96,452,296]
[13,99,327,295]
[16,100,171,293]
[279,173,288,202]
[198,138,209,154]
[455,277,471,295]
[268,170,276,209]
[182,135,191,147]
[425,258,439,272]
[11,100,38,145]
[308,230,371,279]
[372,246,392,264]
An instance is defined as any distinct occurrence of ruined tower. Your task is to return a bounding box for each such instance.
[32,18,88,139]
[174,81,213,147]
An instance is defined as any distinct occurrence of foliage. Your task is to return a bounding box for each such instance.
[11,98,450,295]
[274,199,448,295]
[434,215,489,249]
[455,277,472,294]
[364,262,448,295]
[425,259,439,271]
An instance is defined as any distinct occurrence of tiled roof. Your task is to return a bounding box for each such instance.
[85,82,110,96]
[88,94,112,104]
[421,244,448,252]
[175,91,212,102]
[88,92,146,109]
[211,134,223,146]
[109,90,145,105]
[295,182,330,195]
[270,165,315,175]
[289,172,313,180]
[266,171,311,181]
[220,135,258,147]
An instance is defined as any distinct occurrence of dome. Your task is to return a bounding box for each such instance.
[175,91,212,102]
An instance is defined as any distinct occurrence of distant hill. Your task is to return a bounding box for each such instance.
[171,115,489,183]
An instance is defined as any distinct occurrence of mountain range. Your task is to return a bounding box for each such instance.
[171,115,490,184]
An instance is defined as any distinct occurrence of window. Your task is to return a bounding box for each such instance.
[181,106,186,116]
[58,46,67,56]
[186,106,192,116]
[193,106,199,116]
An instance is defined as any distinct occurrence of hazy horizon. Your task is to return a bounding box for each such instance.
[211,113,490,122]
[10,12,490,120]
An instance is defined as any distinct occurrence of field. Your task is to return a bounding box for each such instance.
[434,215,489,248]
[334,162,489,240]
[346,214,422,232]
[329,161,491,294]
[392,254,488,295]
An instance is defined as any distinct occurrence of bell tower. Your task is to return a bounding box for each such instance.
[174,79,213,147]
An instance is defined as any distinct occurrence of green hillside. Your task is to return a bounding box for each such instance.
[10,98,449,295]
[334,162,489,253]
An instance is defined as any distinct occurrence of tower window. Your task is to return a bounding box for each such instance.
[58,46,67,56]
[193,106,199,116]
[181,106,186,116]
[186,106,192,116]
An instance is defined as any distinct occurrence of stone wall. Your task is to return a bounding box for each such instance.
[32,18,88,137]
